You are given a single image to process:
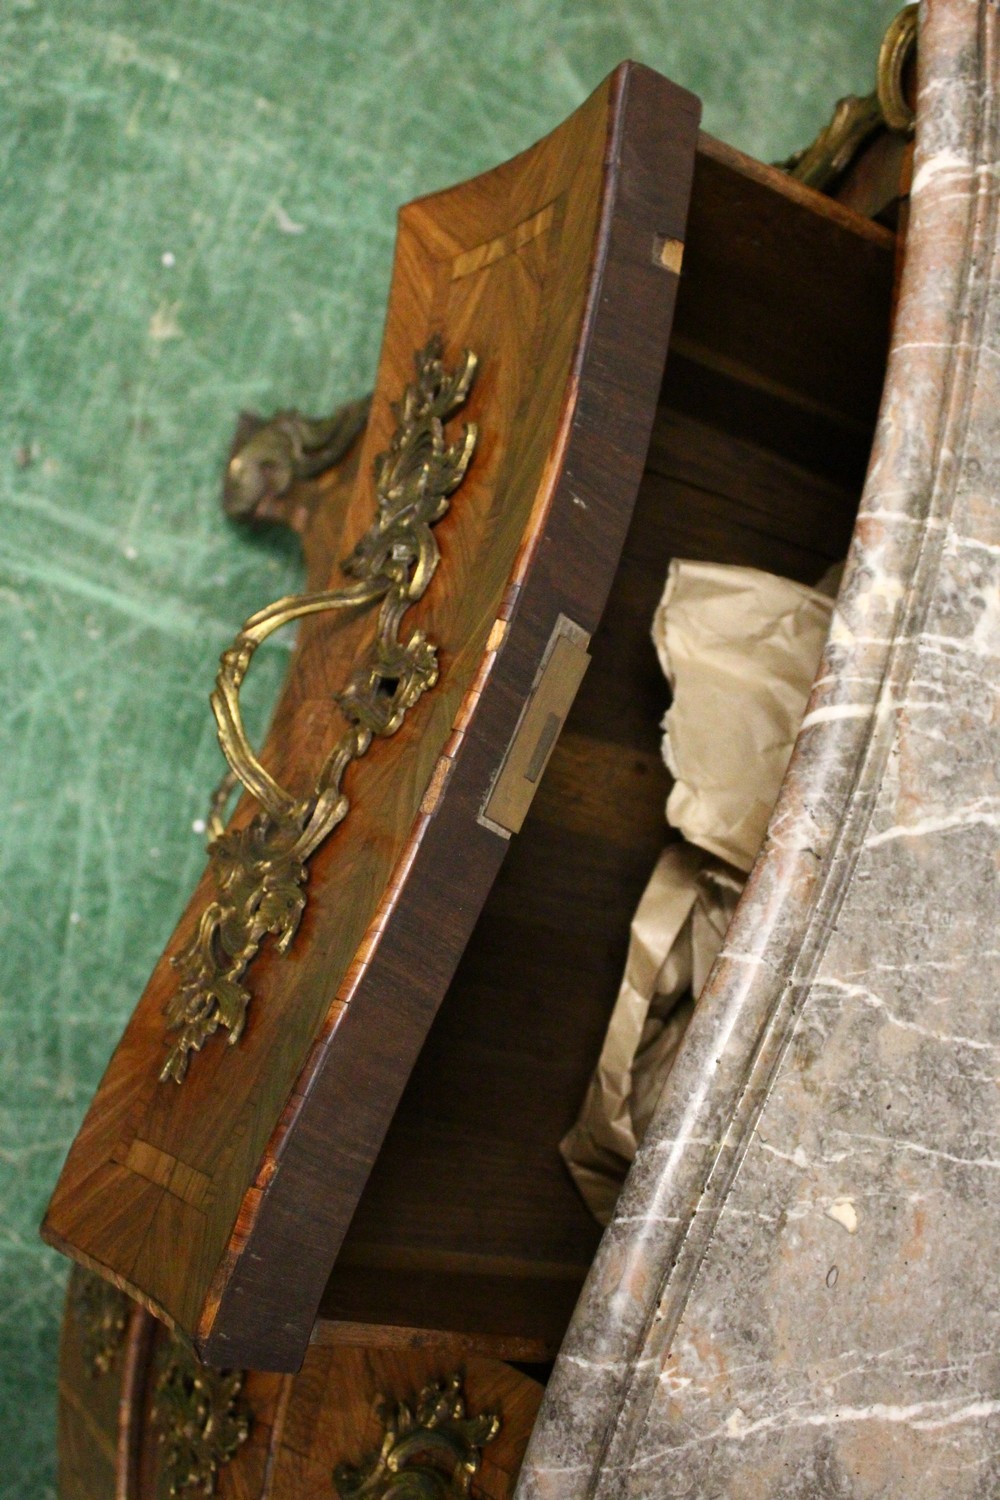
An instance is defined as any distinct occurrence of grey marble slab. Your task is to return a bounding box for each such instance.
[518,2,1000,1494]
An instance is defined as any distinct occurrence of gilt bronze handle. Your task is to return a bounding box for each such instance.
[781,3,917,192]
[223,395,372,520]
[160,338,478,1084]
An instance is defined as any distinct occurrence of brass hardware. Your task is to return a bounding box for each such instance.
[481,614,590,836]
[70,1267,131,1377]
[781,94,884,192]
[223,394,372,519]
[151,1335,251,1497]
[162,338,478,1083]
[780,4,917,193]
[654,235,685,275]
[877,3,919,133]
[333,1373,501,1499]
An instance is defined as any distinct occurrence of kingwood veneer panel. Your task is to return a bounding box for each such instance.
[43,62,701,1373]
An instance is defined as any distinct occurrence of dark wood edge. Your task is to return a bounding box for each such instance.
[696,131,896,249]
[315,1264,584,1363]
[45,1235,183,1350]
[116,1308,155,1500]
[311,1321,558,1364]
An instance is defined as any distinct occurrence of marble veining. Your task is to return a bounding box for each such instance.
[517,2,1000,1495]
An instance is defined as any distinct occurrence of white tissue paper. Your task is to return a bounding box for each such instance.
[654,560,835,873]
[561,559,836,1224]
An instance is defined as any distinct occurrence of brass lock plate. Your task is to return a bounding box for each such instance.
[480,613,591,836]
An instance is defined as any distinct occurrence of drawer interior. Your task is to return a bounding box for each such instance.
[316,134,896,1360]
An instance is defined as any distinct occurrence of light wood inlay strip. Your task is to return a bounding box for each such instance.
[451,202,556,280]
[124,1138,210,1209]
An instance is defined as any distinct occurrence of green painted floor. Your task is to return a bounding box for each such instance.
[1,1,899,1492]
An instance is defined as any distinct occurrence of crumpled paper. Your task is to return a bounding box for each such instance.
[560,842,743,1224]
[561,560,835,1224]
[655,560,836,873]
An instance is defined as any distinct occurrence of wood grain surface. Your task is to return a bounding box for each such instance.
[57,1280,537,1498]
[268,1348,542,1500]
[43,62,702,1372]
[57,1271,154,1500]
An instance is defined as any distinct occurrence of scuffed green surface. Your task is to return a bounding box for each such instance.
[0,1,899,1491]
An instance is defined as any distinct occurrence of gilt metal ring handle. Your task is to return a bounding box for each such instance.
[207,577,387,845]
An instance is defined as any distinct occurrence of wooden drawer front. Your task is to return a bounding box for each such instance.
[58,1274,541,1500]
[44,62,700,1371]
